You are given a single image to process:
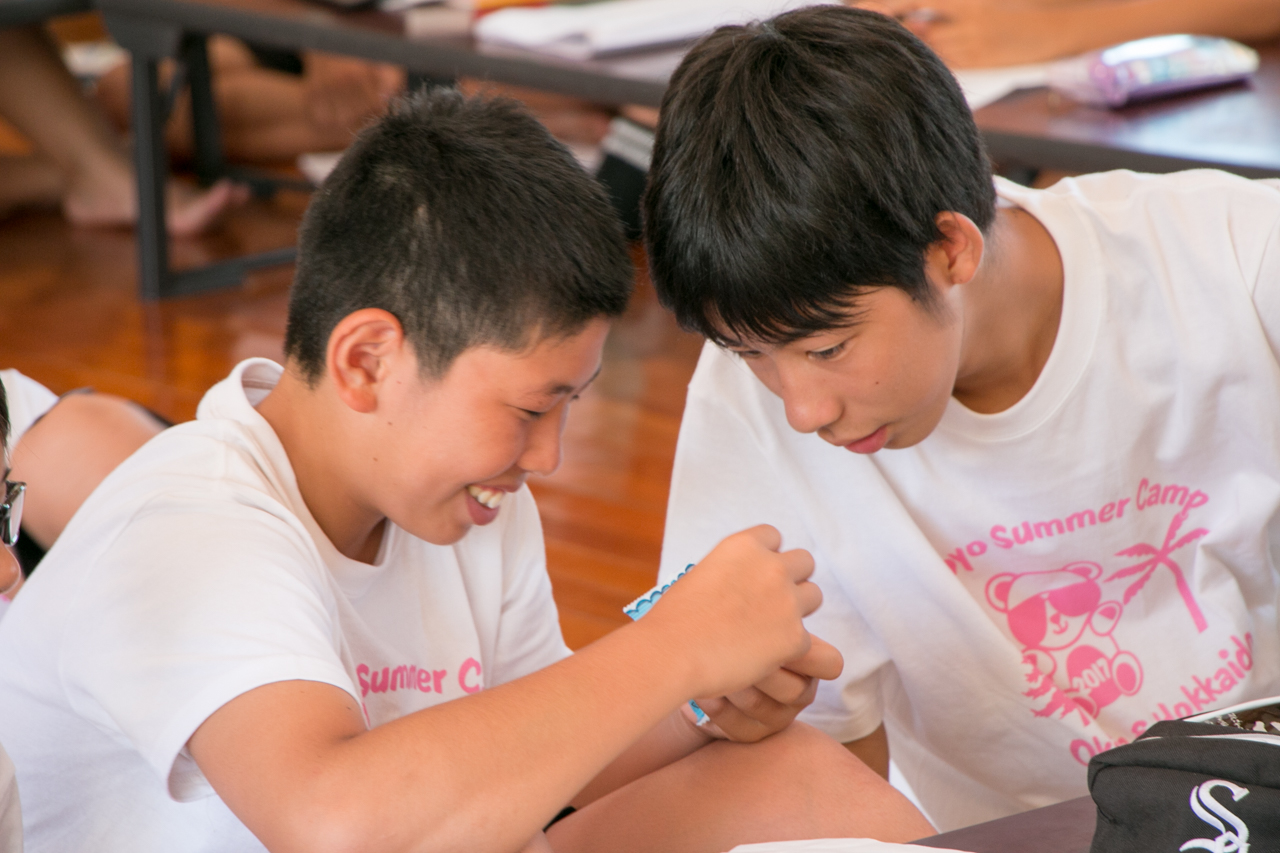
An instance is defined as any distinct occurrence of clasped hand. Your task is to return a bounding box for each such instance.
[647,525,845,743]
[686,635,843,742]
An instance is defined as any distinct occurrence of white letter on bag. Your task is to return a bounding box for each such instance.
[1179,779,1250,853]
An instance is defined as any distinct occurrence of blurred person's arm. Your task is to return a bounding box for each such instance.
[302,52,405,135]
[460,79,615,146]
[865,0,1280,68]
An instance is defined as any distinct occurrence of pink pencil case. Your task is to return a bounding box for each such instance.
[1047,34,1259,108]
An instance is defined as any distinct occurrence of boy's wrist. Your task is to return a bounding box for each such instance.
[678,701,720,742]
[620,613,707,707]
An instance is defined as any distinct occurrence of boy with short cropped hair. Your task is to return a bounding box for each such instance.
[644,5,1280,832]
[0,90,932,853]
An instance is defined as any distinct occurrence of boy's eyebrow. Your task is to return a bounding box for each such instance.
[542,364,603,397]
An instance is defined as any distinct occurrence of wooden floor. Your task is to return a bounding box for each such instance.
[0,191,705,650]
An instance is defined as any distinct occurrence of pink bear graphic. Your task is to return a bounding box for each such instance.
[986,561,1144,722]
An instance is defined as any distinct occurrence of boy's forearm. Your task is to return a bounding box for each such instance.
[195,525,820,853]
[357,632,696,851]
[193,619,701,853]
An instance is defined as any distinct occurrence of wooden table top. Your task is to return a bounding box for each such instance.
[96,0,672,106]
[0,0,92,27]
[975,40,1280,178]
[914,796,1096,853]
[96,0,1280,178]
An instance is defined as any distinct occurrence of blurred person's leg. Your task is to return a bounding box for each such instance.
[97,37,403,163]
[7,392,166,589]
[0,25,242,233]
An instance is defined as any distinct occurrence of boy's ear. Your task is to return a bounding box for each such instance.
[325,308,407,414]
[926,211,984,292]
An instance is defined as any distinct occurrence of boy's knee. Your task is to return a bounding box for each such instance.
[748,724,936,840]
[760,722,878,783]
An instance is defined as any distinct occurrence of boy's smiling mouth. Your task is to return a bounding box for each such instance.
[466,485,506,510]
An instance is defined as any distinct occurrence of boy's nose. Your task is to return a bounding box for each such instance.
[518,409,565,476]
[779,373,841,435]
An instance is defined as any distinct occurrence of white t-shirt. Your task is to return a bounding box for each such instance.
[0,358,570,853]
[659,171,1280,831]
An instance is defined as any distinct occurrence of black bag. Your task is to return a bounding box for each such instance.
[1088,699,1280,852]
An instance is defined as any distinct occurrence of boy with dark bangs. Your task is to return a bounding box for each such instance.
[645,5,1280,831]
[0,90,932,853]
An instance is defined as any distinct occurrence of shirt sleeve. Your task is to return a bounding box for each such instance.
[660,346,889,741]
[58,492,356,802]
[485,487,572,686]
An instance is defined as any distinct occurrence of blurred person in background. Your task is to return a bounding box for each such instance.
[0,25,243,231]
[866,0,1280,68]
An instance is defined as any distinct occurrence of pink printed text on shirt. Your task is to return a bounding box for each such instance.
[356,657,484,697]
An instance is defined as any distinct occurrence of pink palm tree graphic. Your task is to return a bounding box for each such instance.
[1107,507,1209,632]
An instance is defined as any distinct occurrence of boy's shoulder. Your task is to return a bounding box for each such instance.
[998,170,1280,285]
[1005,169,1280,219]
[72,374,300,533]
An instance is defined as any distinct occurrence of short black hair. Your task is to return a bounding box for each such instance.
[642,6,995,345]
[285,89,633,381]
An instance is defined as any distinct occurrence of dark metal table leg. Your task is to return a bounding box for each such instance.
[129,54,169,301]
[105,13,299,301]
[183,34,225,188]
[103,13,180,300]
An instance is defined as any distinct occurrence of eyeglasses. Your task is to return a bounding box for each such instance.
[2,479,25,548]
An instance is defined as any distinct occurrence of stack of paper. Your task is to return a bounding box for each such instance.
[475,0,832,60]
[953,63,1053,110]
[475,0,1050,106]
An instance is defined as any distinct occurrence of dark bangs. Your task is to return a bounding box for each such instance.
[643,6,994,345]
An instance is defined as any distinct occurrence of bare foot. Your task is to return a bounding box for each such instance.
[62,172,248,237]
[165,179,250,238]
